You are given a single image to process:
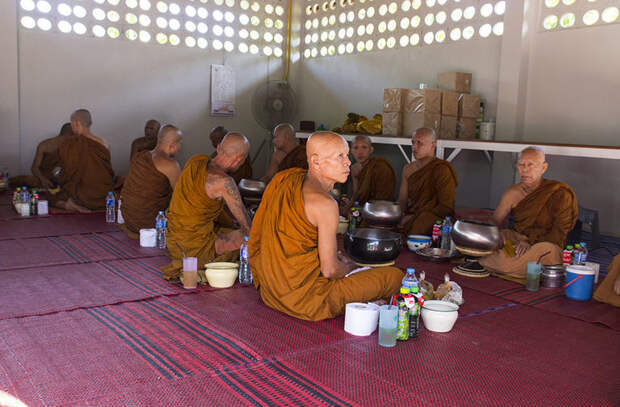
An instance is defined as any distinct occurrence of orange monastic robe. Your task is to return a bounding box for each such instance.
[120,151,172,237]
[278,145,308,172]
[404,158,457,235]
[594,254,620,308]
[160,155,237,281]
[51,135,115,210]
[249,168,403,321]
[480,179,578,279]
[355,157,396,204]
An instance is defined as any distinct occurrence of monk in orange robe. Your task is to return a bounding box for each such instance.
[9,123,74,189]
[261,123,307,183]
[129,119,161,162]
[120,125,182,238]
[398,127,457,236]
[249,131,403,321]
[480,147,578,280]
[209,125,253,183]
[594,254,620,307]
[161,132,252,281]
[49,109,115,212]
[343,135,395,213]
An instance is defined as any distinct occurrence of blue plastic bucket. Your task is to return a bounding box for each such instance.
[564,265,595,301]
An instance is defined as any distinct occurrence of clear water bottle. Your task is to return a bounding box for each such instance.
[440,217,453,252]
[401,268,418,289]
[239,236,252,285]
[105,192,116,223]
[573,242,588,265]
[155,211,167,249]
[579,242,588,264]
[117,199,125,224]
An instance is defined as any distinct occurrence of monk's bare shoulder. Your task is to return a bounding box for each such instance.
[303,186,338,227]
[350,162,362,178]
[500,184,527,207]
[272,149,287,163]
[153,155,180,174]
[401,161,416,179]
[37,136,64,153]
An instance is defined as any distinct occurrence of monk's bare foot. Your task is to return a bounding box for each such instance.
[63,198,91,213]
[371,299,388,306]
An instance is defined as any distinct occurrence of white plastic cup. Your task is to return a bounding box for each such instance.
[37,200,49,216]
[182,257,198,289]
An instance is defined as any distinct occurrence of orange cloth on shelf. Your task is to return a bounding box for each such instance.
[355,157,396,204]
[593,254,620,307]
[277,145,308,172]
[249,168,403,321]
[119,151,172,238]
[404,158,458,236]
[511,179,578,248]
[51,135,115,210]
[160,155,238,281]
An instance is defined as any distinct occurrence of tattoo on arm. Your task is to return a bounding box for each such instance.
[223,178,252,232]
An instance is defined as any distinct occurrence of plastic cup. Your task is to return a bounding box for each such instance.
[525,262,541,292]
[182,257,198,289]
[378,305,398,348]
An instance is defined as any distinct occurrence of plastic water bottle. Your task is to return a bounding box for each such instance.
[579,242,588,264]
[239,236,252,285]
[573,242,588,265]
[440,217,453,252]
[117,199,125,224]
[105,192,116,223]
[155,211,167,249]
[401,268,418,289]
[408,285,421,339]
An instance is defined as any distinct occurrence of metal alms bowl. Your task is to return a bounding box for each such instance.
[238,179,266,198]
[344,228,402,264]
[362,201,402,228]
[451,220,501,253]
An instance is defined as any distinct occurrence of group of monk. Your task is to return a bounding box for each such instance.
[19,110,619,319]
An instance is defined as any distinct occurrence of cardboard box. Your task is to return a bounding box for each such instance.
[459,93,481,118]
[382,111,403,136]
[441,91,460,117]
[437,72,472,93]
[402,112,440,137]
[458,118,477,139]
[403,88,442,114]
[440,116,458,139]
[383,88,407,112]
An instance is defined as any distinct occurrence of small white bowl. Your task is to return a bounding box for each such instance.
[204,262,239,288]
[407,234,432,252]
[421,300,459,333]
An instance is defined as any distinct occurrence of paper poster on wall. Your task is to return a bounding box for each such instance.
[210,64,236,116]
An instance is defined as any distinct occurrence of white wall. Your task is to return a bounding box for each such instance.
[0,2,20,175]
[15,27,280,177]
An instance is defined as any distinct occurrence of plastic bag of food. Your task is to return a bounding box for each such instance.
[435,273,464,305]
[418,271,434,300]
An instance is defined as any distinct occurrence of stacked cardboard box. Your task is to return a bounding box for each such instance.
[383,88,441,137]
[437,72,480,139]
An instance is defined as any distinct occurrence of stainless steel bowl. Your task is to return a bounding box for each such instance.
[238,179,266,198]
[344,228,402,264]
[362,201,402,228]
[451,220,501,253]
[541,264,565,288]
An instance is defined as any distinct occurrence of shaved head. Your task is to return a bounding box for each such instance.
[59,122,73,136]
[307,131,351,184]
[145,119,161,138]
[274,123,295,140]
[307,131,347,158]
[414,127,437,142]
[209,125,229,148]
[220,132,250,157]
[158,124,182,145]
[519,146,546,163]
[353,134,372,147]
[70,109,92,128]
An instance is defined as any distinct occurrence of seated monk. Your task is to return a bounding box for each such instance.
[49,109,115,213]
[593,254,620,307]
[398,127,458,235]
[120,125,182,238]
[209,125,253,183]
[161,132,252,281]
[343,135,396,214]
[260,123,307,183]
[249,131,403,321]
[480,147,578,280]
[130,119,161,162]
[9,123,74,189]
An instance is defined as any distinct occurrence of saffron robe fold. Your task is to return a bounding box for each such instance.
[480,179,578,279]
[404,158,458,235]
[593,254,620,308]
[356,157,396,204]
[277,145,308,172]
[120,151,172,237]
[51,135,115,210]
[160,155,237,281]
[249,168,403,321]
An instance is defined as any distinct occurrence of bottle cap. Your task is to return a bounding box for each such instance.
[435,220,442,225]
[244,236,249,241]
[406,268,415,274]
[566,245,573,250]
[158,210,164,214]
[412,286,419,293]
[580,242,587,247]
[400,287,410,294]
[574,243,580,248]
